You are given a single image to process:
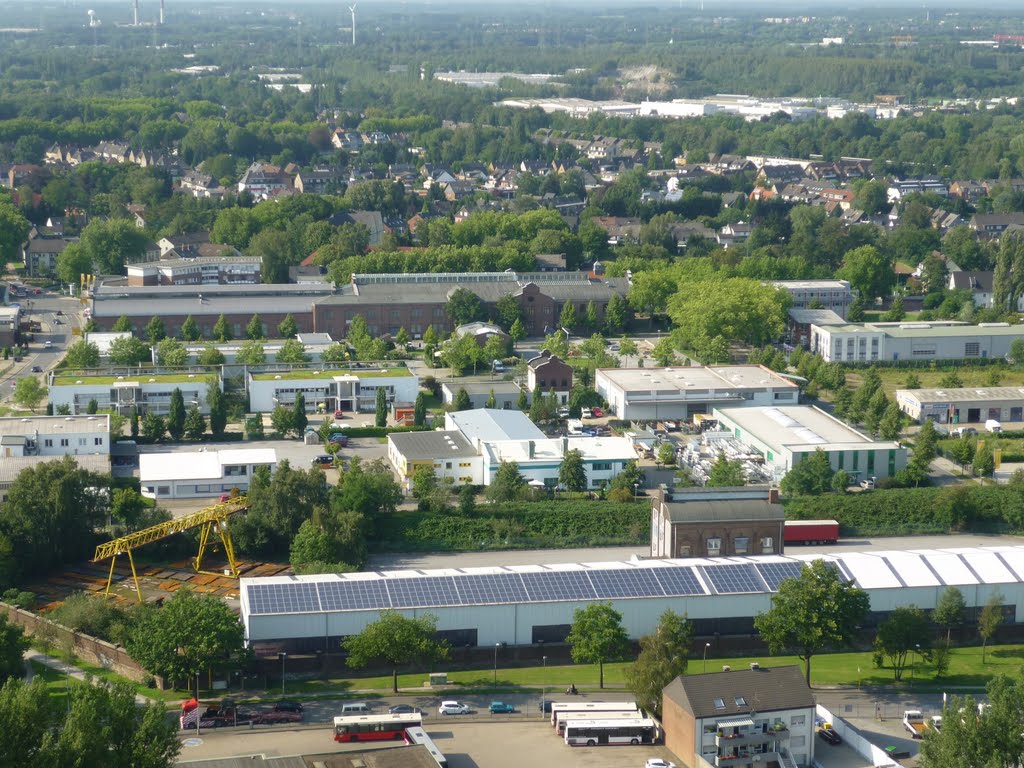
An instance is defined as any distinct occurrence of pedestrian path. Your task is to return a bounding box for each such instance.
[23,648,157,705]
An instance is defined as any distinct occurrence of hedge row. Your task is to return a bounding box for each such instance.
[839,358,1006,370]
[372,501,649,552]
[783,485,1024,536]
[332,425,432,438]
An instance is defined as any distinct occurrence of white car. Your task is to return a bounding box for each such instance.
[581,407,593,419]
[645,760,676,768]
[438,701,470,715]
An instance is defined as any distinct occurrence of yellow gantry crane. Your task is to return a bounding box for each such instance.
[92,497,248,602]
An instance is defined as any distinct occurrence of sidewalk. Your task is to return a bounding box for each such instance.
[23,648,157,705]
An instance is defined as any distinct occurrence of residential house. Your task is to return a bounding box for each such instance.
[526,350,572,402]
[294,168,345,195]
[327,210,386,247]
[534,253,567,272]
[887,177,948,202]
[22,235,72,277]
[970,213,1024,238]
[949,180,987,202]
[158,231,210,257]
[238,162,287,197]
[178,171,223,199]
[949,270,996,307]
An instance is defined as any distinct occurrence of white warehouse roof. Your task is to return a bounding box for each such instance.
[140,448,276,482]
[240,545,1024,617]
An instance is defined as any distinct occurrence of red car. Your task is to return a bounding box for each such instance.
[591,407,604,418]
[334,409,344,419]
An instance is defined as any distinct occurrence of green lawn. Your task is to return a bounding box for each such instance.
[843,366,1024,399]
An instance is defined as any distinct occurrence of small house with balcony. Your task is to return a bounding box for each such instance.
[662,665,814,768]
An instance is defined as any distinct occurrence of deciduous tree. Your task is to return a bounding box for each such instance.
[12,376,45,413]
[567,602,631,688]
[344,611,450,693]
[625,610,692,718]
[167,388,186,441]
[559,448,587,493]
[875,606,930,681]
[64,340,100,369]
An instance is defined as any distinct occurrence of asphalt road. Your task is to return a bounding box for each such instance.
[1,288,83,404]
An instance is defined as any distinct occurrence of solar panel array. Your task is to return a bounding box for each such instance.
[699,564,767,594]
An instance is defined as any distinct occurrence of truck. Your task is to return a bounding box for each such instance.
[903,710,927,739]
[925,715,942,733]
[783,519,839,546]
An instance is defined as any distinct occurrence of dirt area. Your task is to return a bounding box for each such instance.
[618,65,675,96]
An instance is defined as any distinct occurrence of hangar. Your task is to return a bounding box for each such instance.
[239,545,1024,653]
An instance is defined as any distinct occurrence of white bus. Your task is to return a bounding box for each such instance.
[550,701,638,727]
[555,709,644,736]
[563,717,657,747]
[333,712,423,742]
[405,726,448,768]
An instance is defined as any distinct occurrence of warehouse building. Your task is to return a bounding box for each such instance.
[239,545,1024,652]
[0,414,110,457]
[0,454,111,504]
[662,666,815,768]
[772,279,852,317]
[712,405,907,482]
[596,366,799,422]
[808,320,1024,363]
[387,408,637,491]
[140,448,276,500]
[48,372,221,416]
[248,365,418,413]
[896,386,1024,426]
[441,381,525,410]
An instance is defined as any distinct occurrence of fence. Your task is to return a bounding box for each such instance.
[815,703,899,767]
[0,601,148,683]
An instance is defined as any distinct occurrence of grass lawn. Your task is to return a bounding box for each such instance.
[267,643,1023,699]
[843,366,1024,399]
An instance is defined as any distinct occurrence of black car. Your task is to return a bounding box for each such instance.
[311,454,334,466]
[30,365,42,373]
[817,727,842,746]
[273,700,304,713]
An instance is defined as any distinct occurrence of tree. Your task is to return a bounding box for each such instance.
[487,460,526,503]
[559,300,578,331]
[155,338,188,367]
[494,294,523,331]
[974,441,995,478]
[108,335,150,366]
[780,450,835,496]
[706,453,745,486]
[0,677,180,768]
[913,419,939,472]
[127,589,245,691]
[277,314,299,339]
[271,405,295,437]
[292,392,308,434]
[213,314,232,342]
[167,388,186,441]
[12,376,45,413]
[180,315,201,342]
[142,411,166,442]
[652,336,677,366]
[567,602,631,689]
[657,441,677,466]
[231,461,330,556]
[934,587,966,647]
[668,278,789,346]
[485,390,496,409]
[875,606,930,681]
[837,245,894,301]
[445,288,485,326]
[585,300,599,330]
[207,379,227,437]
[395,327,410,349]
[130,406,139,439]
[441,332,481,375]
[290,505,368,574]
[509,318,526,347]
[414,392,427,427]
[881,294,906,322]
[919,680,1024,768]
[559,449,587,493]
[146,315,167,345]
[246,314,265,340]
[112,314,134,333]
[0,614,27,684]
[879,402,904,440]
[625,610,693,718]
[604,293,628,334]
[831,468,851,493]
[754,559,870,685]
[979,591,1004,662]
[1011,338,1024,365]
[375,387,388,427]
[64,340,100,369]
[236,340,266,366]
[453,387,472,412]
[76,218,150,274]
[197,345,226,366]
[86,398,98,415]
[949,436,975,474]
[184,403,206,441]
[322,342,349,363]
[517,388,529,411]
[276,339,309,364]
[343,611,450,693]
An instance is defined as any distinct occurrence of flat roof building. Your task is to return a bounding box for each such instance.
[596,365,800,422]
[0,454,111,503]
[809,320,1024,363]
[247,365,418,414]
[48,372,221,416]
[713,405,907,482]
[896,386,1024,426]
[139,448,277,500]
[0,414,110,457]
[441,381,525,411]
[773,278,852,317]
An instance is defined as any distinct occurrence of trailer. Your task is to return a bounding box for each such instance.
[784,519,839,545]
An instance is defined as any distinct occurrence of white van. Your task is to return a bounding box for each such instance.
[985,419,1003,433]
[341,702,371,714]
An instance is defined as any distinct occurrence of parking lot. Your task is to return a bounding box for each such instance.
[178,721,679,768]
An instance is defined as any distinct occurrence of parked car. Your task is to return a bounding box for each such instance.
[492,359,505,372]
[538,699,554,714]
[311,455,334,466]
[817,727,842,745]
[334,409,344,419]
[44,341,53,348]
[557,407,570,418]
[581,407,593,419]
[489,701,515,714]
[389,705,424,715]
[645,760,677,768]
[591,406,604,418]
[273,700,304,713]
[327,433,349,447]
[438,701,470,715]
[30,365,41,373]
[253,710,302,725]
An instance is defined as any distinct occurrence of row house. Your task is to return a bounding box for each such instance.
[970,212,1024,238]
[886,177,949,202]
[178,171,224,199]
[294,168,345,195]
[238,162,289,198]
[23,235,73,277]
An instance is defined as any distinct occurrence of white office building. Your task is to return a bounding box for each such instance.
[596,366,799,422]
[809,321,1024,363]
[713,405,907,482]
[247,366,419,413]
[0,414,110,457]
[139,448,277,500]
[48,372,220,416]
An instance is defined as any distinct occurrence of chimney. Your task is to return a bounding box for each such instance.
[561,436,568,455]
[159,0,164,24]
[528,440,535,459]
[767,487,780,504]
[133,0,139,26]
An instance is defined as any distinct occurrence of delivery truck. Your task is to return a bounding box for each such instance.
[783,519,839,546]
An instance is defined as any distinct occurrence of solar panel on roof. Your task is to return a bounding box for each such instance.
[386,576,461,608]
[520,570,597,602]
[755,562,805,591]
[454,573,529,605]
[247,582,321,615]
[700,563,766,594]
[588,568,666,599]
[317,580,391,611]
[651,566,705,596]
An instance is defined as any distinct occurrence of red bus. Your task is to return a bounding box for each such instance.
[333,712,423,742]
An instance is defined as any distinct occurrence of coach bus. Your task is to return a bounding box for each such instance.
[549,701,638,727]
[333,712,423,742]
[563,717,657,747]
[555,709,645,736]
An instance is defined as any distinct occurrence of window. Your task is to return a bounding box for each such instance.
[459,462,472,468]
[713,698,726,709]
[734,536,749,555]
[592,462,612,471]
[760,537,774,554]
[157,485,170,496]
[44,439,52,447]
[94,437,103,446]
[791,715,805,726]
[445,462,452,469]
[965,342,980,357]
[735,696,746,706]
[706,537,721,556]
[60,438,69,447]
[78,438,86,446]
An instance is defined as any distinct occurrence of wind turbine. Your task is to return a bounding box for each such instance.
[349,4,356,46]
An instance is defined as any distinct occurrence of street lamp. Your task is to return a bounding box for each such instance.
[279,652,287,695]
[912,644,920,682]
[542,655,548,711]
[703,642,711,673]
[493,643,500,684]
[633,482,639,500]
